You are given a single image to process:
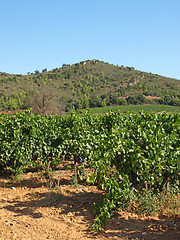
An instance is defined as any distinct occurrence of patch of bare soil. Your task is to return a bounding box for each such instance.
[0,170,179,240]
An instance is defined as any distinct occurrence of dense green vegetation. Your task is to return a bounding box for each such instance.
[0,60,180,114]
[0,110,179,230]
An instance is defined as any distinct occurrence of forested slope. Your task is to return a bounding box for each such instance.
[0,60,180,114]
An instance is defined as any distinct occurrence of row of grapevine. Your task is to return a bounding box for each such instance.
[0,110,179,229]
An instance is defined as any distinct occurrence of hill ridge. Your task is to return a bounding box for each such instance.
[0,59,179,114]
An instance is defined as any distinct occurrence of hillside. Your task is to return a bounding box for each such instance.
[0,59,180,115]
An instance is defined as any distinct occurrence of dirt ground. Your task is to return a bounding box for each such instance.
[0,170,179,240]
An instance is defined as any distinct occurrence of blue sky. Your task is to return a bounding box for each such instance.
[1,0,180,80]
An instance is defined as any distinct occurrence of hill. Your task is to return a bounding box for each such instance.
[0,59,180,115]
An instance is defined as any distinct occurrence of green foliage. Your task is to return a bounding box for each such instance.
[159,95,180,106]
[0,60,180,112]
[133,188,180,216]
[127,94,147,105]
[0,110,179,230]
[0,110,64,174]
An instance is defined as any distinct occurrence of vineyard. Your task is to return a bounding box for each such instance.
[0,110,180,230]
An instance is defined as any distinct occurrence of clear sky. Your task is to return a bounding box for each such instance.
[1,0,180,80]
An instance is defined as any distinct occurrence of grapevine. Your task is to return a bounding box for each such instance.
[0,110,179,230]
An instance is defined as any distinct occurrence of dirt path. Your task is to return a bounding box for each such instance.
[0,170,179,240]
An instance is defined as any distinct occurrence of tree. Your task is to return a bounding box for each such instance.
[159,95,180,106]
[82,95,89,109]
[89,95,103,108]
[127,94,146,105]
[26,86,65,116]
[42,68,47,73]
[34,69,40,74]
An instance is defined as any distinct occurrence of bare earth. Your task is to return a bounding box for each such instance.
[0,170,179,240]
